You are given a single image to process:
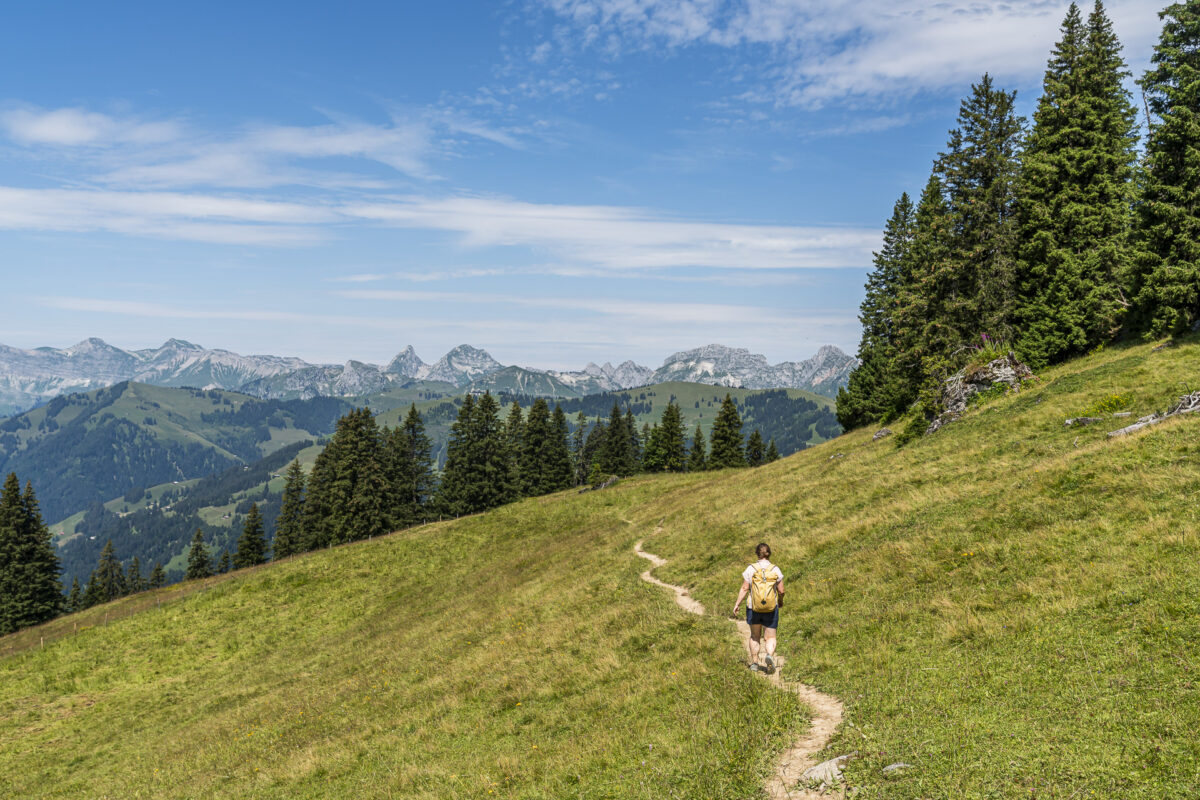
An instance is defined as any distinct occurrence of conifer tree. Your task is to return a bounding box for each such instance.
[547,405,575,491]
[933,74,1025,349]
[519,398,552,494]
[186,529,212,580]
[92,540,126,603]
[838,193,916,428]
[1015,1,1138,367]
[687,423,707,471]
[642,423,666,472]
[571,411,588,484]
[0,474,65,631]
[505,401,525,495]
[765,438,780,463]
[597,402,633,476]
[709,395,746,469]
[301,439,337,551]
[470,392,513,509]
[67,578,82,613]
[234,504,268,568]
[437,395,476,517]
[126,556,145,594]
[581,417,606,482]
[81,570,102,609]
[217,550,232,574]
[658,402,687,472]
[148,562,166,589]
[400,404,435,520]
[1132,1,1200,336]
[746,430,765,467]
[624,409,641,473]
[273,459,306,560]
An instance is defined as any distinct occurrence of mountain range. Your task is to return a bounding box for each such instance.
[0,338,857,415]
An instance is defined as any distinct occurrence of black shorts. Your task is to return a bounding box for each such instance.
[746,606,779,629]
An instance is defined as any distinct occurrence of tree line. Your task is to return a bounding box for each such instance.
[838,1,1200,432]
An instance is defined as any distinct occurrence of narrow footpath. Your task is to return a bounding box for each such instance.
[634,538,847,799]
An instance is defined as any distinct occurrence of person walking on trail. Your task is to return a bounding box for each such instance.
[732,542,785,674]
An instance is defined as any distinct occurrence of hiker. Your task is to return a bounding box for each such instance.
[732,542,784,674]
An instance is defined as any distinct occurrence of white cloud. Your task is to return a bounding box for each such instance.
[343,195,879,269]
[0,106,181,146]
[535,0,1164,106]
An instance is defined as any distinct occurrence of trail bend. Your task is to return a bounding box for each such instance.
[634,538,847,800]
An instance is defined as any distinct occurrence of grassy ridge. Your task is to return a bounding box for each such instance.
[3,338,1200,797]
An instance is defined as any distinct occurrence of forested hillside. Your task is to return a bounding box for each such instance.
[0,383,350,523]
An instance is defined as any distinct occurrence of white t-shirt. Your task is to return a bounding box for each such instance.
[742,559,782,584]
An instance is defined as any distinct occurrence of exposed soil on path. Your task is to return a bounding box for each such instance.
[634,538,847,799]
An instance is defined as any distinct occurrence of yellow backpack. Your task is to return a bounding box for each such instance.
[749,565,780,613]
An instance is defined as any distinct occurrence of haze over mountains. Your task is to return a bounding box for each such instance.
[0,338,857,415]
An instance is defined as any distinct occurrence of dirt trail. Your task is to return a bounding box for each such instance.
[634,538,847,799]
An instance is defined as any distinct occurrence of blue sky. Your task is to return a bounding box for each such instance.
[0,0,1162,370]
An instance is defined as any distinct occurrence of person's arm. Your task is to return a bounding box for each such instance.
[733,580,750,615]
[776,575,785,606]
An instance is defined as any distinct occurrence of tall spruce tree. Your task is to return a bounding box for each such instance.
[624,409,641,473]
[935,74,1025,349]
[1015,1,1138,367]
[571,411,588,485]
[687,423,707,471]
[126,556,145,594]
[1132,1,1200,336]
[597,402,634,476]
[658,402,687,472]
[746,430,765,467]
[581,417,606,482]
[838,192,917,428]
[273,459,306,560]
[765,438,780,463]
[399,404,435,520]
[642,424,666,472]
[185,529,212,580]
[519,398,552,495]
[709,395,746,469]
[0,474,63,632]
[505,401,525,496]
[217,550,232,574]
[233,503,268,568]
[148,562,166,589]
[547,405,575,491]
[92,540,126,603]
[437,394,476,517]
[67,578,82,613]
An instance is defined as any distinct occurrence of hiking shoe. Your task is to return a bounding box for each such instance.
[764,654,776,674]
[748,663,761,672]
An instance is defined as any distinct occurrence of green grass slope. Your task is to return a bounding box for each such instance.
[3,338,1199,798]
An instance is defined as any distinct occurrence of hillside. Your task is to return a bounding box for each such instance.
[0,382,351,523]
[3,338,1199,797]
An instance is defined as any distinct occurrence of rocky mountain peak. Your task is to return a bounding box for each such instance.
[424,344,504,387]
[384,345,426,377]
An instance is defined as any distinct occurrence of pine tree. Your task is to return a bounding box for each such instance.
[597,402,633,476]
[92,540,126,603]
[81,570,102,609]
[658,402,687,472]
[126,556,145,594]
[519,398,552,495]
[302,439,337,551]
[765,438,780,463]
[148,562,166,589]
[935,74,1026,347]
[546,405,575,491]
[469,392,514,510]
[837,193,917,428]
[400,404,435,521]
[437,394,476,517]
[624,409,641,473]
[642,423,666,472]
[234,503,268,568]
[746,430,765,467]
[571,410,588,485]
[186,529,212,580]
[0,474,64,632]
[217,550,232,574]
[1132,1,1200,337]
[1015,1,1138,367]
[687,424,707,471]
[67,578,82,612]
[709,395,746,469]
[505,401,525,495]
[273,459,306,560]
[581,417,606,482]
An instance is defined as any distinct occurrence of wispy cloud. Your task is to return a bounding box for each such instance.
[344,195,879,269]
[0,105,181,146]
[533,0,1163,107]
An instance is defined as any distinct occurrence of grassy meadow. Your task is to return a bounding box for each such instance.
[3,336,1200,797]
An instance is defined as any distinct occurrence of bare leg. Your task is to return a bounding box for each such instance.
[748,623,763,665]
[764,627,777,658]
